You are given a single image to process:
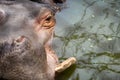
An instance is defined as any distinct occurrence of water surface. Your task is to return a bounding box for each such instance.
[54,0,120,80]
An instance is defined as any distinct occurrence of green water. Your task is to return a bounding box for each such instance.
[54,0,120,80]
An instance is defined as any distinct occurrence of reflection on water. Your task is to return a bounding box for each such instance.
[54,0,120,80]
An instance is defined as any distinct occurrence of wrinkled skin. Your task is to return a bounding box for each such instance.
[30,0,66,10]
[0,0,59,80]
[0,0,76,80]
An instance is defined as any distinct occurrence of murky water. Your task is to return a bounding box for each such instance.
[54,0,120,80]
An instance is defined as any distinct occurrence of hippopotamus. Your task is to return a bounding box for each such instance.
[0,0,76,80]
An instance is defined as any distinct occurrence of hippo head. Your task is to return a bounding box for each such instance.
[0,0,58,80]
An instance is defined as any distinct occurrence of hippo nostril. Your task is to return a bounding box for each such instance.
[0,9,6,24]
[14,36,25,43]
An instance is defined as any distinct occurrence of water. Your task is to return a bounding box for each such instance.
[54,0,120,80]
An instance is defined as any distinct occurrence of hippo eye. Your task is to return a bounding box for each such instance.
[45,14,53,23]
[42,14,55,28]
[35,10,56,29]
[45,15,52,22]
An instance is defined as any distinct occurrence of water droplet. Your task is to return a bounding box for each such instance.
[107,37,113,41]
[88,38,91,41]
[90,45,93,48]
[91,15,95,18]
[82,48,86,51]
[116,9,119,12]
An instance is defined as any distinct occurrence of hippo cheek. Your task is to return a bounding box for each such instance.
[0,35,47,80]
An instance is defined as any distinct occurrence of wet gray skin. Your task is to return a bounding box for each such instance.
[0,0,76,80]
[0,1,57,80]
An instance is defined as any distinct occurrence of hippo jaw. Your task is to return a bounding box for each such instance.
[0,36,50,80]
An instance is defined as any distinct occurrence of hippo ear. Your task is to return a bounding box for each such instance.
[0,10,6,24]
